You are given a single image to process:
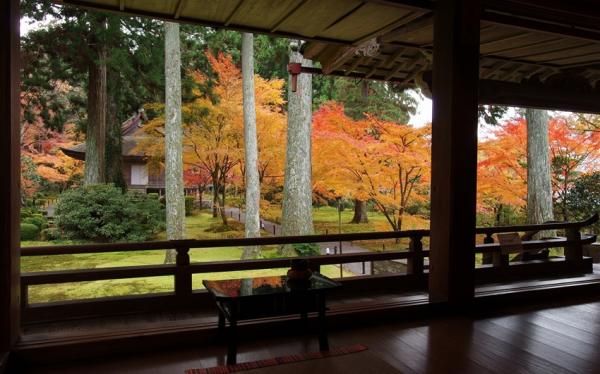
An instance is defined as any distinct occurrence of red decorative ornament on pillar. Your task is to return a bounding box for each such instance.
[287,62,302,92]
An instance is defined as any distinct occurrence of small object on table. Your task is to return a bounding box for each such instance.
[203,273,341,365]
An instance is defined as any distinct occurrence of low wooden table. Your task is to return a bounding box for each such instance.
[203,274,342,365]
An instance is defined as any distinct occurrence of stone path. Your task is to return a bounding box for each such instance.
[223,206,372,276]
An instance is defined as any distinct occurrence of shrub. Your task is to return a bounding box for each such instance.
[41,227,59,241]
[293,243,321,257]
[21,223,40,241]
[185,196,196,216]
[55,184,165,242]
[22,216,48,230]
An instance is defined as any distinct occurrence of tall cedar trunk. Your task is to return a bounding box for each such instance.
[105,69,126,189]
[350,199,369,223]
[280,43,314,255]
[84,43,107,185]
[164,22,185,264]
[241,33,261,259]
[526,108,555,238]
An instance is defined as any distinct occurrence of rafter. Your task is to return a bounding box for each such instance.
[354,10,425,45]
[314,2,367,37]
[378,13,433,44]
[224,0,244,26]
[173,0,186,19]
[322,47,357,74]
[344,56,366,76]
[482,10,600,43]
[270,0,308,33]
[366,47,407,78]
[119,0,125,11]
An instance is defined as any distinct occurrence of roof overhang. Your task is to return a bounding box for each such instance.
[52,0,600,112]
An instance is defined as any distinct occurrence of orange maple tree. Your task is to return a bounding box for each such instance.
[477,118,600,218]
[139,52,287,222]
[20,89,83,198]
[312,102,430,231]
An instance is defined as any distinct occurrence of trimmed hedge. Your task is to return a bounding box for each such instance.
[293,243,321,257]
[21,223,40,241]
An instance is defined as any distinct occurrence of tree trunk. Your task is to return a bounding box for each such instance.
[350,199,368,223]
[241,33,261,260]
[164,22,185,264]
[105,69,126,190]
[526,108,555,238]
[212,178,219,218]
[280,42,314,256]
[84,45,107,185]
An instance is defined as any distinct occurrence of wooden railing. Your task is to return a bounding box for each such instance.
[19,215,598,322]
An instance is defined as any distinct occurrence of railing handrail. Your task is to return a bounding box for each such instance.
[20,229,430,256]
[21,250,428,285]
[475,214,598,235]
[20,214,598,256]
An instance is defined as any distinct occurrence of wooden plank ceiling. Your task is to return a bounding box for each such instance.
[55,0,600,92]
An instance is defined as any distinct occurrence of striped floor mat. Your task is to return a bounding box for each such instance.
[185,344,368,374]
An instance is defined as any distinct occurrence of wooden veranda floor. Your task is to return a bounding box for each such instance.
[21,292,600,374]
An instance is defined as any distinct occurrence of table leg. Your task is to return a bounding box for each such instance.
[227,310,238,365]
[217,309,225,341]
[317,294,329,352]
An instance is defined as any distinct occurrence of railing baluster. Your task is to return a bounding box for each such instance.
[482,233,494,265]
[407,235,423,275]
[175,246,192,299]
[565,227,583,264]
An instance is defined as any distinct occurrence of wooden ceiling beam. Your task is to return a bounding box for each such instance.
[302,43,327,60]
[543,49,600,65]
[344,56,366,76]
[481,61,511,79]
[481,35,559,55]
[482,10,600,43]
[224,0,244,26]
[363,0,433,12]
[484,0,600,30]
[354,10,425,45]
[378,13,433,44]
[270,0,308,33]
[385,60,408,80]
[59,0,350,46]
[314,2,367,37]
[322,47,358,74]
[479,78,600,113]
[173,0,186,19]
[515,42,596,61]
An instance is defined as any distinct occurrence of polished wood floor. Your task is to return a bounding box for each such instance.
[23,296,600,374]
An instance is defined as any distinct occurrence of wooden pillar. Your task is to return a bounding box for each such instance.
[0,0,21,369]
[429,0,481,305]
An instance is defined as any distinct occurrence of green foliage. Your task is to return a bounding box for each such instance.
[565,172,600,233]
[293,243,321,257]
[40,227,60,241]
[185,196,196,216]
[22,215,48,231]
[21,223,41,241]
[55,184,165,242]
[315,79,417,124]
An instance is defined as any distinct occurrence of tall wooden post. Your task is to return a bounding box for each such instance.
[0,0,21,369]
[429,0,481,305]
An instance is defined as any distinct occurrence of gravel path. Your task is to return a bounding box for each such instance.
[223,206,372,276]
